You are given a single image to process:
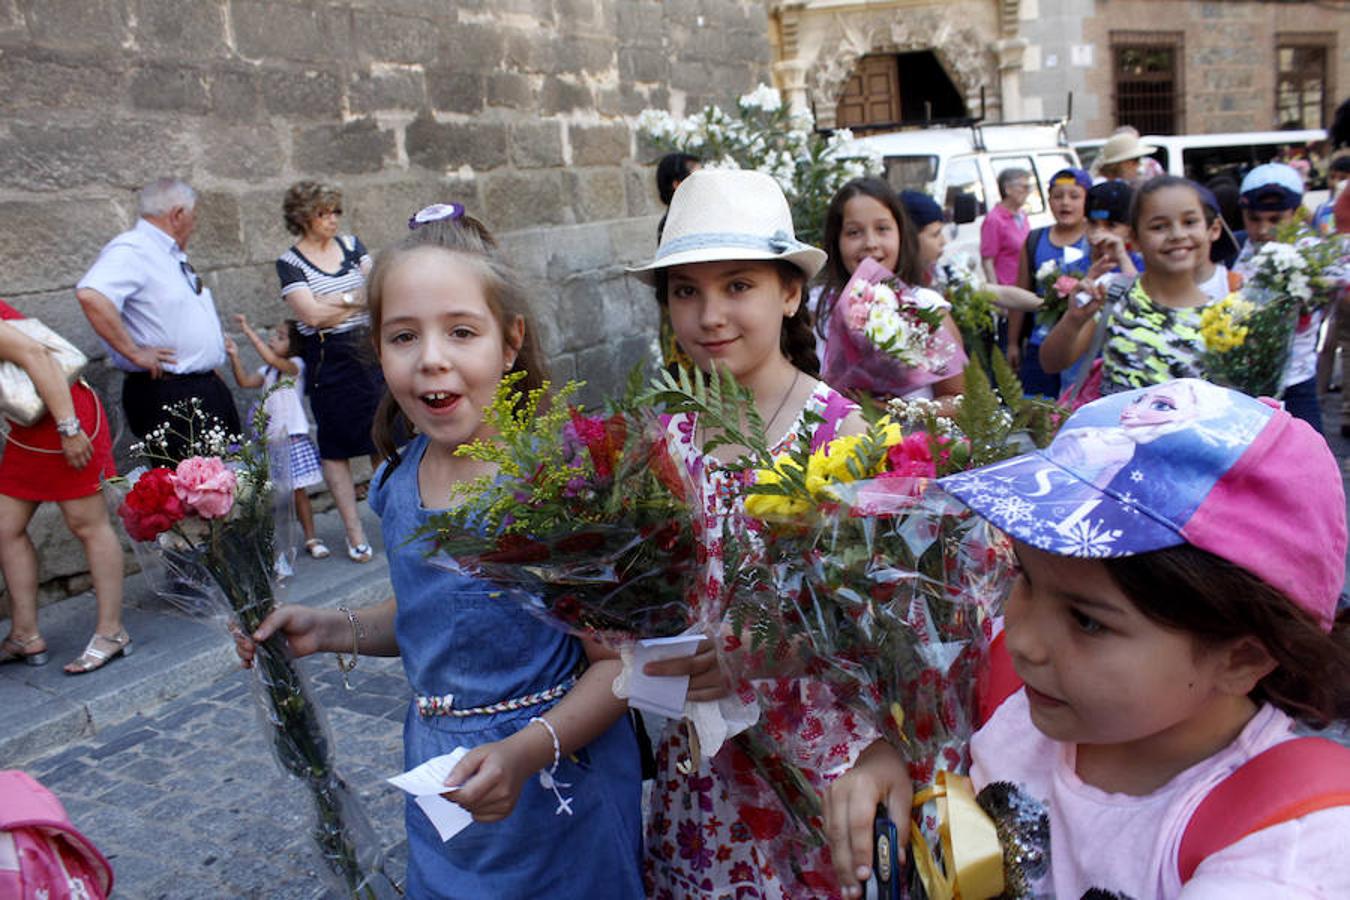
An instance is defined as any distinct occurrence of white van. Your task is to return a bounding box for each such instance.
[846,122,1082,256]
[1074,129,1330,208]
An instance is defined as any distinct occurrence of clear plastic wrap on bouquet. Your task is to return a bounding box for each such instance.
[727,478,1015,897]
[822,257,967,398]
[1200,287,1301,399]
[108,401,397,898]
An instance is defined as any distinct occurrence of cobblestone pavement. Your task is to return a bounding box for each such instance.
[25,654,412,899]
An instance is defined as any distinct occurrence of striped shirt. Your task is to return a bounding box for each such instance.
[275,235,371,336]
[1100,281,1214,394]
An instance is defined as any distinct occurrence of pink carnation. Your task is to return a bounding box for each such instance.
[172,456,237,519]
[1053,275,1081,299]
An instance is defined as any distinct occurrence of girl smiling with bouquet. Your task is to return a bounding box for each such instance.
[238,219,643,898]
[629,169,910,899]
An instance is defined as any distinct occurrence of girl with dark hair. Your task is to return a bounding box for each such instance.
[628,168,910,899]
[816,178,966,409]
[830,381,1350,896]
[1041,176,1221,395]
[239,231,644,898]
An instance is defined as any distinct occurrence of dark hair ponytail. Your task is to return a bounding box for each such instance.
[775,260,819,376]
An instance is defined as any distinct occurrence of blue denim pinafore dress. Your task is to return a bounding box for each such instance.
[369,437,643,899]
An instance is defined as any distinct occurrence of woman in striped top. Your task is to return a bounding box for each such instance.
[276,181,383,563]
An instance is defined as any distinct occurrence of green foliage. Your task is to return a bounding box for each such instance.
[641,365,771,468]
[447,373,586,535]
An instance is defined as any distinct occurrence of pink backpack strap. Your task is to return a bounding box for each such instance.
[1177,737,1350,882]
[809,392,854,452]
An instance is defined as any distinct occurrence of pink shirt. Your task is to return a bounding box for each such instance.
[971,691,1350,898]
[980,203,1028,285]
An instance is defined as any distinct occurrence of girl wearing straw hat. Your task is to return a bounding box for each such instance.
[629,168,910,899]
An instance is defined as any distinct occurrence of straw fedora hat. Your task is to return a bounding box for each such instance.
[1097,131,1159,166]
[627,168,827,284]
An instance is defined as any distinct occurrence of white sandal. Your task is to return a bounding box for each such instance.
[64,630,134,675]
[346,540,373,563]
[305,538,331,559]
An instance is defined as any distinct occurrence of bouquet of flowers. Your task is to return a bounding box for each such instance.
[111,399,396,898]
[822,257,967,398]
[1033,259,1091,329]
[1200,227,1350,398]
[653,362,1056,898]
[934,252,999,340]
[933,251,1000,379]
[414,372,704,647]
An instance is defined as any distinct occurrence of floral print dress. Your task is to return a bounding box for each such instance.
[644,381,881,900]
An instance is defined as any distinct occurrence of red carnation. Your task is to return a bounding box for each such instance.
[117,467,187,542]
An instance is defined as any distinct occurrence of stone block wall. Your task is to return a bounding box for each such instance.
[0,0,772,611]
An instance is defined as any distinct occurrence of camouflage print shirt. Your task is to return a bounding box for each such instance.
[1100,281,1214,394]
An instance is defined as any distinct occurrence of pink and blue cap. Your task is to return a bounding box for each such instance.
[938,380,1346,630]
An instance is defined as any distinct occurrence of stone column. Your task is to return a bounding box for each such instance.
[995,37,1028,121]
[774,59,810,113]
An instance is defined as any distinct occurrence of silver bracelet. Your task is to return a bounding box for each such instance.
[334,606,364,690]
[55,416,82,437]
[529,716,573,816]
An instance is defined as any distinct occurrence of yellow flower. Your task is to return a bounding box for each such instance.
[746,456,808,519]
[874,416,905,448]
[1201,294,1253,353]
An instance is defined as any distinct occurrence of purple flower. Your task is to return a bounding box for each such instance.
[677,819,713,872]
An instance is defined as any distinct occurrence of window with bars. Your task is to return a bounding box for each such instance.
[1111,32,1183,135]
[1276,36,1330,129]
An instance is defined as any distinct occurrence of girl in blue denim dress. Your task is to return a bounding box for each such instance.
[240,229,643,898]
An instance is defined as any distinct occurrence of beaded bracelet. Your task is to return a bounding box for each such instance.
[335,606,364,690]
[529,716,573,816]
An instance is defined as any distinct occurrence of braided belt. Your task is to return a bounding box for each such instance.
[416,675,577,718]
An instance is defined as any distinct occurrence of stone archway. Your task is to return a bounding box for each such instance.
[794,8,1001,130]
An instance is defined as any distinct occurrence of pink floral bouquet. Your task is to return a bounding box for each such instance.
[1033,259,1092,328]
[822,257,967,398]
[111,399,396,898]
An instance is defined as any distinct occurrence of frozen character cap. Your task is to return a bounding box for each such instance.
[1049,168,1093,193]
[1096,131,1159,166]
[939,380,1346,630]
[627,168,826,284]
[1087,180,1133,224]
[900,190,945,229]
[1239,163,1304,212]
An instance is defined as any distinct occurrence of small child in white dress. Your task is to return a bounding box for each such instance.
[225,315,328,559]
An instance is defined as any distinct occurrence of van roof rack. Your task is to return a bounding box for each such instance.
[818,90,1072,148]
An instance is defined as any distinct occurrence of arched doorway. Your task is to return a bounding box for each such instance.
[835,50,969,130]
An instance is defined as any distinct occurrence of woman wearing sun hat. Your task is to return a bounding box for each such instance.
[1093,128,1161,184]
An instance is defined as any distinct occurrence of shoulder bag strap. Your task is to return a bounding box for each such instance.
[1065,276,1134,399]
[1178,736,1350,882]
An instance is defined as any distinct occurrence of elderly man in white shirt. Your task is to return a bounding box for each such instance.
[76,178,241,457]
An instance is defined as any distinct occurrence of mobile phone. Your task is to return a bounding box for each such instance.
[867,806,902,900]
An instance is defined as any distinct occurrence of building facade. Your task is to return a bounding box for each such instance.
[769,0,1350,140]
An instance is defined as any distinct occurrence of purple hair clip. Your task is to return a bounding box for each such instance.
[408,203,465,230]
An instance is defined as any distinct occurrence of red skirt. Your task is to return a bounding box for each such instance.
[0,381,116,501]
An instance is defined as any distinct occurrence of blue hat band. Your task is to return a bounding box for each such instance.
[655,230,806,261]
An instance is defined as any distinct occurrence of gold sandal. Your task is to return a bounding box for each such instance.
[64,630,134,675]
[0,633,48,667]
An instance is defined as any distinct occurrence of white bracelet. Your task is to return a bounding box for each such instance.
[529,716,573,816]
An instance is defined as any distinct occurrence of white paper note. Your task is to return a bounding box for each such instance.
[388,747,473,842]
[626,634,705,719]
